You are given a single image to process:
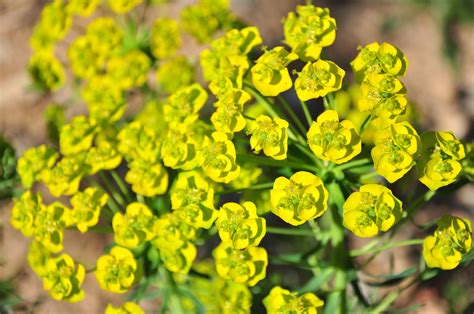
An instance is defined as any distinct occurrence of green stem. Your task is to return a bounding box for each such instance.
[300,100,313,127]
[137,194,145,204]
[278,95,307,136]
[99,172,126,207]
[237,153,318,172]
[358,114,372,134]
[216,181,274,195]
[160,267,184,313]
[333,158,371,172]
[244,83,280,118]
[110,170,132,203]
[350,239,424,257]
[266,226,315,237]
[291,141,323,169]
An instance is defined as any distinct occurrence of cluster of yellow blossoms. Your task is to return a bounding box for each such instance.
[9,0,473,313]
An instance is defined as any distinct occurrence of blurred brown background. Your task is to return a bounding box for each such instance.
[0,0,473,313]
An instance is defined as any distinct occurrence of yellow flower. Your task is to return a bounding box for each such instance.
[159,242,197,274]
[107,0,143,14]
[250,46,298,96]
[150,18,182,59]
[216,202,266,249]
[112,203,156,248]
[152,212,197,251]
[106,50,151,90]
[156,56,195,94]
[33,202,68,253]
[125,159,169,197]
[17,145,58,189]
[70,187,108,233]
[68,36,105,79]
[59,115,96,156]
[213,242,268,286]
[201,132,240,183]
[67,0,100,16]
[263,286,324,313]
[343,184,403,238]
[351,42,408,83]
[248,115,289,160]
[423,214,472,270]
[307,110,361,164]
[95,246,141,293]
[163,84,208,128]
[86,17,122,56]
[170,171,217,229]
[160,128,201,170]
[418,131,466,190]
[270,171,328,226]
[358,74,407,120]
[85,140,123,174]
[28,52,65,91]
[42,155,86,197]
[105,302,145,314]
[117,121,161,163]
[371,122,421,183]
[284,5,336,60]
[28,240,51,277]
[295,60,345,101]
[211,89,251,134]
[42,254,85,303]
[37,0,72,41]
[11,191,44,237]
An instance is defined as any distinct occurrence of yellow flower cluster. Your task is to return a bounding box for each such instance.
[263,286,324,313]
[295,60,345,101]
[343,184,403,238]
[42,254,85,302]
[423,215,472,270]
[248,115,289,160]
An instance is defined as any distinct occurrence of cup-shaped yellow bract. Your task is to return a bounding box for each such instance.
[163,83,208,128]
[85,140,123,174]
[423,215,472,270]
[307,110,361,164]
[156,56,195,94]
[86,17,123,57]
[42,254,85,303]
[59,115,96,156]
[248,115,289,160]
[160,128,201,170]
[343,184,403,238]
[150,18,182,59]
[28,52,65,91]
[295,60,345,101]
[105,302,145,314]
[67,0,100,17]
[358,74,407,120]
[107,0,143,14]
[82,76,126,125]
[170,171,217,229]
[284,5,336,61]
[42,155,85,197]
[211,88,251,134]
[112,203,156,248]
[33,202,68,253]
[270,171,328,226]
[125,159,168,197]
[28,241,51,278]
[213,242,268,286]
[117,121,161,163]
[201,132,240,183]
[70,187,108,233]
[68,36,105,79]
[153,212,197,251]
[95,246,141,294]
[37,1,72,42]
[371,122,421,183]
[351,42,408,83]
[216,202,266,250]
[11,192,44,239]
[17,145,58,189]
[418,131,466,191]
[107,50,151,90]
[263,286,324,314]
[159,242,197,274]
[251,47,298,97]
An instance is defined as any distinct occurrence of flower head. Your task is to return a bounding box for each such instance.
[113,203,156,248]
[263,286,324,313]
[105,302,145,314]
[42,254,85,302]
[150,18,182,59]
[295,60,345,101]
[69,187,108,233]
[201,132,240,183]
[17,145,58,189]
[248,115,289,160]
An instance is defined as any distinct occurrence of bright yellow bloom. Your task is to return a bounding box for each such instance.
[59,115,96,156]
[295,60,345,101]
[113,203,156,248]
[86,18,122,56]
[263,286,324,313]
[105,302,145,314]
[85,140,123,174]
[211,89,251,134]
[33,202,68,253]
[307,110,361,164]
[423,214,472,270]
[371,122,421,183]
[68,36,105,79]
[28,240,51,277]
[358,74,407,120]
[213,242,268,286]
[351,42,408,83]
[152,212,197,251]
[106,50,151,90]
[201,132,240,183]
[42,155,85,197]
[37,0,72,41]
[28,52,65,91]
[159,242,197,274]
[125,159,168,197]
[95,246,141,293]
[70,187,108,233]
[216,202,266,249]
[163,84,208,127]
[67,0,100,16]
[117,121,161,163]
[170,171,217,229]
[343,184,403,238]
[270,171,328,226]
[248,115,289,160]
[250,47,298,96]
[11,191,44,237]
[156,56,195,94]
[418,131,466,190]
[160,128,201,170]
[107,0,143,14]
[17,145,58,189]
[150,18,182,59]
[284,5,336,60]
[42,254,85,303]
